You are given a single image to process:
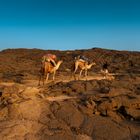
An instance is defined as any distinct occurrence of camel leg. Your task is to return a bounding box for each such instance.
[73,72,77,80]
[52,71,56,81]
[74,68,77,74]
[45,73,49,83]
[73,63,78,80]
[85,70,88,81]
[79,70,83,80]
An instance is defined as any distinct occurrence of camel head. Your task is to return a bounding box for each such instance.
[91,62,96,66]
[86,61,96,69]
[54,60,63,70]
[58,60,63,64]
[56,60,63,66]
[55,60,63,65]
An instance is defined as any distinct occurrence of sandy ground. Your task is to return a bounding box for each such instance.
[0,73,115,102]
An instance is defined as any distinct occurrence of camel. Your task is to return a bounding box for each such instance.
[38,60,63,85]
[73,60,96,80]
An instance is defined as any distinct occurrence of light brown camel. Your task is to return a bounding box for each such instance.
[73,60,96,80]
[38,60,63,85]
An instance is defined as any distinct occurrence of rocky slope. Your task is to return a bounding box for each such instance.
[0,48,140,140]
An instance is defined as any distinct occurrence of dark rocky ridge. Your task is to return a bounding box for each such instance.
[0,48,139,81]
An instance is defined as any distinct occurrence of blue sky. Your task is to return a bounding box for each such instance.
[0,0,140,51]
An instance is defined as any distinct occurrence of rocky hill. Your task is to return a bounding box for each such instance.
[0,48,140,82]
[0,48,140,140]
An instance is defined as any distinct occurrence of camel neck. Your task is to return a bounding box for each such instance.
[55,61,62,70]
[87,63,93,69]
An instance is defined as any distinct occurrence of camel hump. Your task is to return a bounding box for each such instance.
[44,54,56,59]
[42,54,57,62]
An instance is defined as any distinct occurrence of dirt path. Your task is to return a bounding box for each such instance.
[27,73,114,86]
[45,95,77,101]
[0,74,115,102]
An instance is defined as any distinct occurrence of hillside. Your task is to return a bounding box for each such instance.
[0,48,140,140]
[0,48,139,82]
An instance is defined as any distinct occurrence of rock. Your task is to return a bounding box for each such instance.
[0,107,8,121]
[97,101,112,116]
[91,116,130,140]
[0,48,140,140]
[107,110,123,122]
[80,116,95,136]
[125,108,140,120]
[76,134,93,140]
[53,101,84,128]
[100,87,110,94]
[134,85,140,95]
